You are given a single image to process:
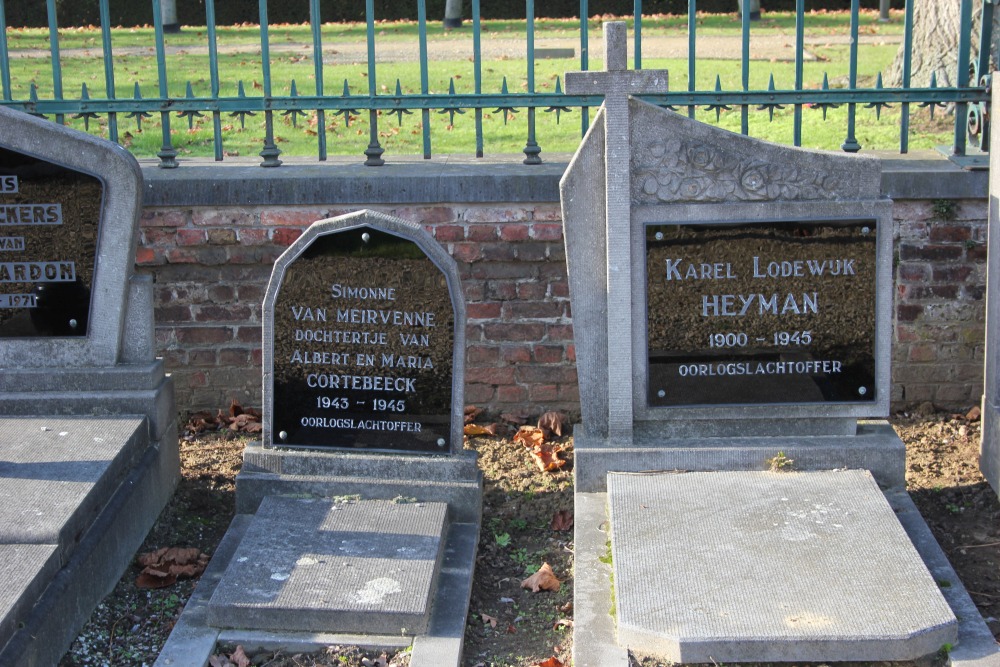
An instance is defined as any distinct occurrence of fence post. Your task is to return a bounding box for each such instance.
[161,0,179,33]
[444,0,462,28]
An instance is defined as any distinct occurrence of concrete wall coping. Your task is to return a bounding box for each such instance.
[140,152,986,207]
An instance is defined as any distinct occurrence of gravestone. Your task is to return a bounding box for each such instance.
[981,82,1000,501]
[156,210,480,667]
[563,23,997,667]
[0,106,178,666]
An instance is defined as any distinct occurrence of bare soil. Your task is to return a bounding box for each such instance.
[59,407,1000,667]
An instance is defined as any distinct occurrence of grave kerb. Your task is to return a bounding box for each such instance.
[261,208,466,455]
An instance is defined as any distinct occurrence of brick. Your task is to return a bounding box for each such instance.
[272,228,302,246]
[187,371,208,388]
[517,281,547,300]
[499,224,530,242]
[391,206,457,224]
[135,247,159,265]
[143,228,176,245]
[467,225,498,242]
[177,326,233,345]
[157,305,193,323]
[238,228,271,245]
[892,200,934,222]
[463,282,485,302]
[188,349,217,366]
[434,225,465,242]
[471,262,533,281]
[533,345,564,363]
[141,209,186,228]
[237,284,266,302]
[260,209,326,227]
[486,280,518,300]
[467,345,499,364]
[165,248,200,264]
[516,243,549,262]
[531,204,563,222]
[501,345,532,363]
[463,206,531,223]
[467,367,515,385]
[237,326,263,344]
[928,224,972,242]
[901,285,959,300]
[206,228,238,245]
[529,384,559,402]
[503,301,565,320]
[498,384,529,403]
[209,285,236,302]
[896,304,923,322]
[967,244,988,261]
[931,265,973,282]
[194,305,253,322]
[558,383,580,402]
[173,229,206,246]
[530,223,563,241]
[219,348,251,366]
[467,302,502,320]
[251,348,263,365]
[896,263,930,282]
[908,345,938,362]
[481,243,518,261]
[516,365,579,384]
[549,280,570,298]
[464,383,496,404]
[452,243,482,263]
[193,209,257,227]
[483,322,545,342]
[546,323,574,341]
[566,344,576,362]
[956,201,988,220]
[898,244,963,262]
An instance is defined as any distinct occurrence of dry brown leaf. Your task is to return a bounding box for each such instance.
[559,601,573,613]
[533,656,565,667]
[208,656,230,667]
[550,509,573,531]
[135,571,176,589]
[229,399,244,419]
[527,444,567,472]
[464,423,497,437]
[500,412,529,425]
[514,426,546,447]
[553,618,574,630]
[521,562,561,592]
[464,405,483,424]
[136,546,209,588]
[537,411,565,437]
[229,646,250,667]
[967,406,982,421]
[480,612,498,628]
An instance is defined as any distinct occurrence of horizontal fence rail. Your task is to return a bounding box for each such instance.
[0,0,991,167]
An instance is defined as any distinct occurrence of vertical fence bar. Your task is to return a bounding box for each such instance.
[523,0,541,164]
[45,0,64,124]
[473,0,484,157]
[634,0,642,69]
[793,0,803,145]
[206,0,223,161]
[364,0,384,165]
[310,0,327,161]
[580,0,589,133]
[740,0,750,135]
[0,1,12,102]
[151,0,178,167]
[98,0,118,142]
[688,0,696,118]
[841,0,860,152]
[953,0,973,156]
[258,0,282,166]
[975,0,994,150]
[418,0,432,159]
[899,0,914,153]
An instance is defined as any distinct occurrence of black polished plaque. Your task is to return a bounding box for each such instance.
[0,146,101,338]
[272,226,455,452]
[646,220,877,406]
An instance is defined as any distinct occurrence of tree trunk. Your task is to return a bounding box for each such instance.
[886,0,1000,89]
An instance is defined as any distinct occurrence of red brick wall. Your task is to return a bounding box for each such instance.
[138,198,987,416]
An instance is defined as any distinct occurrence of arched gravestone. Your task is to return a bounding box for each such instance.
[262,210,465,454]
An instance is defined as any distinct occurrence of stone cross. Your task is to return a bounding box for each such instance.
[564,22,668,440]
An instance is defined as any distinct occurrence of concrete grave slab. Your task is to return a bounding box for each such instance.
[607,470,957,662]
[207,496,448,635]
[0,544,60,651]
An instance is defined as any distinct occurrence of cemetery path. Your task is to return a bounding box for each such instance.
[8,32,901,64]
[58,406,999,667]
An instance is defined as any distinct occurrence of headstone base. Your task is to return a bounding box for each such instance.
[573,419,906,493]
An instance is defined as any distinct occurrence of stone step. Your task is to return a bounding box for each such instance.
[235,470,482,523]
[206,496,449,636]
[607,469,957,663]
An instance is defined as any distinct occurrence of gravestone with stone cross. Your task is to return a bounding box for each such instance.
[561,22,997,667]
[156,210,480,667]
[0,106,178,667]
[564,21,667,439]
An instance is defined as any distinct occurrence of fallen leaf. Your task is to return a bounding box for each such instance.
[506,624,517,634]
[229,398,244,418]
[229,645,250,667]
[514,426,546,447]
[208,656,230,667]
[527,443,568,472]
[537,411,565,437]
[464,423,497,437]
[480,613,498,628]
[500,412,528,425]
[554,618,573,630]
[521,562,561,592]
[136,546,210,588]
[464,405,483,423]
[967,406,982,421]
[559,601,573,613]
[550,509,573,531]
[533,657,564,667]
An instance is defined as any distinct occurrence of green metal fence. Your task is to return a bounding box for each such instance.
[0,0,991,167]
